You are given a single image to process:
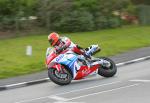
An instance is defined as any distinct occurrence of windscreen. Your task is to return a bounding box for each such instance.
[46,47,55,58]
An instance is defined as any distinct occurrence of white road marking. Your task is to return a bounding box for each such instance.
[15,81,120,103]
[55,81,121,96]
[49,96,85,103]
[67,84,140,101]
[50,95,69,101]
[116,56,150,66]
[6,82,27,87]
[53,101,84,103]
[6,78,49,88]
[130,79,150,82]
[15,96,48,103]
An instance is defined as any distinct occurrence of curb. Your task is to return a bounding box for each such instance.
[116,56,150,67]
[0,55,150,91]
[0,78,49,91]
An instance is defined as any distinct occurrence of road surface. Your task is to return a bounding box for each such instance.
[0,60,150,103]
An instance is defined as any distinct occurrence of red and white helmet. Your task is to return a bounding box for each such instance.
[48,32,59,46]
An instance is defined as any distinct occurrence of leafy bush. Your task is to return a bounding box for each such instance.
[37,0,135,32]
[0,16,16,30]
[108,17,122,28]
[52,10,94,32]
[0,0,136,32]
[0,0,38,30]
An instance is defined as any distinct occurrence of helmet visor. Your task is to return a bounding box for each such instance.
[48,39,54,46]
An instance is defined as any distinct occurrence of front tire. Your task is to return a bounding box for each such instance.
[48,66,72,85]
[98,57,117,77]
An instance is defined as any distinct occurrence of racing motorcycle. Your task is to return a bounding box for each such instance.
[45,45,117,85]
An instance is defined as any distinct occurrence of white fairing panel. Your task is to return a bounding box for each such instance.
[46,47,54,58]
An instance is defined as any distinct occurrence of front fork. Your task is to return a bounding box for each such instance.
[52,64,68,78]
[52,64,62,72]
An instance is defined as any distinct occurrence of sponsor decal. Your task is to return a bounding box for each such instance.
[56,54,64,62]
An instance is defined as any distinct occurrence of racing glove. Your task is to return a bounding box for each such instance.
[56,45,67,54]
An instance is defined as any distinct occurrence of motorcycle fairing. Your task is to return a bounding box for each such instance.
[51,51,80,79]
[74,64,99,80]
[46,45,101,80]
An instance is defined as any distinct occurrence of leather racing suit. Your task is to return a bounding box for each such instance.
[54,36,86,56]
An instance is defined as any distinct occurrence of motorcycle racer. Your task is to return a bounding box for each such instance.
[46,34,117,85]
[48,32,92,59]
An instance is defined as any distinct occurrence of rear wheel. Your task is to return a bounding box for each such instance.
[98,57,117,77]
[48,65,72,85]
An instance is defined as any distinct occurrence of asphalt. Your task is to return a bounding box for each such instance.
[0,59,150,103]
[0,46,150,87]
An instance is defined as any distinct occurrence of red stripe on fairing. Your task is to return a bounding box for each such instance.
[46,53,57,65]
[52,64,61,72]
[74,64,99,80]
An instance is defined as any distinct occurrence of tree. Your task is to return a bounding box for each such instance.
[0,0,38,30]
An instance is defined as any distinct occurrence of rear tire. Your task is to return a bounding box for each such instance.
[98,57,117,77]
[48,66,72,85]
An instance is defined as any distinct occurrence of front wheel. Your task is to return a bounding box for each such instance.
[98,57,117,77]
[48,65,72,85]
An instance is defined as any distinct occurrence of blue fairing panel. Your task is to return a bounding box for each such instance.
[59,55,78,76]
